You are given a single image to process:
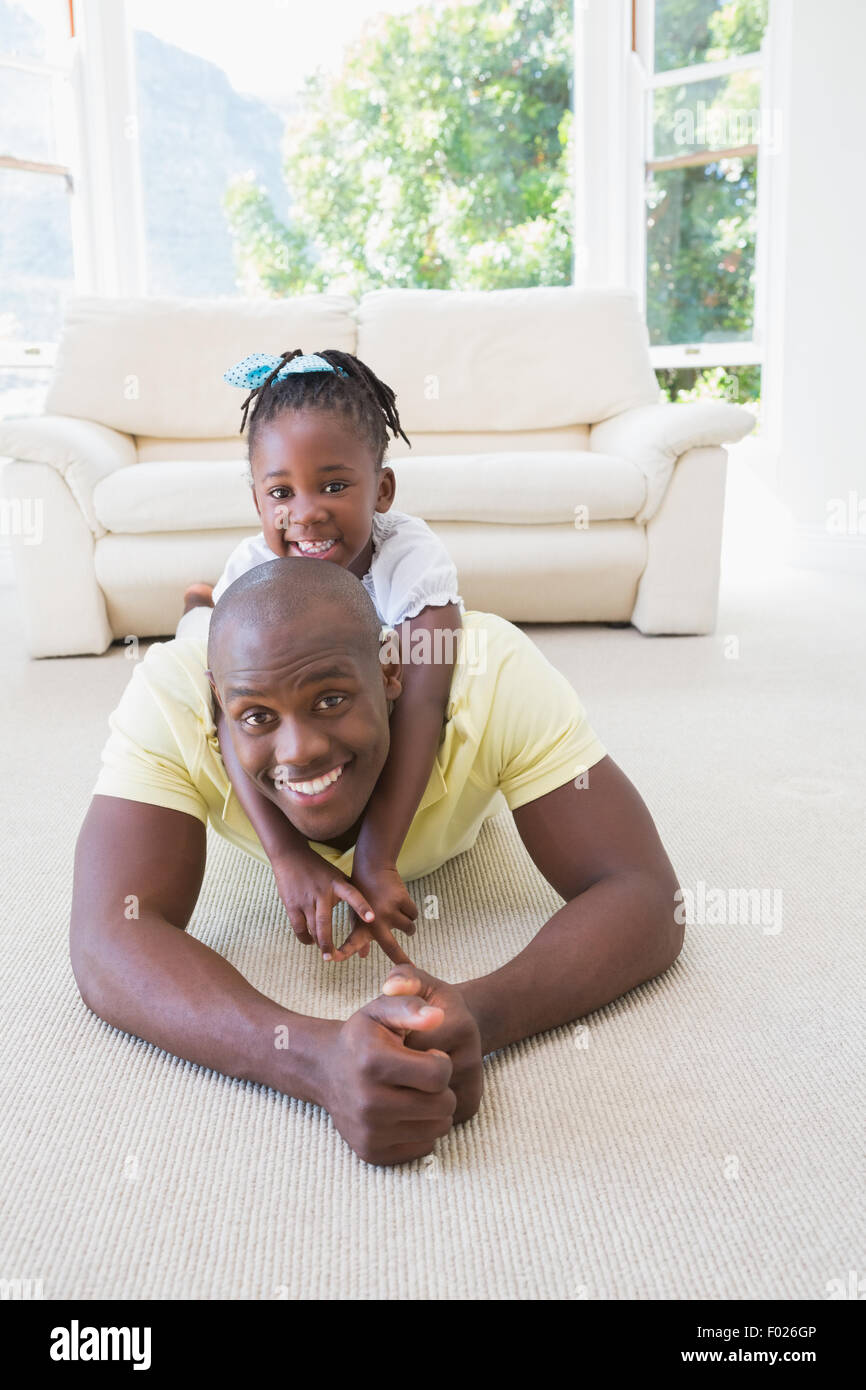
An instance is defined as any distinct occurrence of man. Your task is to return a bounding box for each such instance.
[70,560,683,1166]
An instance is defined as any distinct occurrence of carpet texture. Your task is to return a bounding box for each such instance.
[1,498,864,1299]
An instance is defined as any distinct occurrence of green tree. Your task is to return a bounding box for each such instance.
[224,0,765,406]
[225,0,573,296]
[653,0,767,70]
[648,0,767,405]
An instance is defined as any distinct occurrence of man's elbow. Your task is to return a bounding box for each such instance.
[649,870,685,975]
[69,925,109,1021]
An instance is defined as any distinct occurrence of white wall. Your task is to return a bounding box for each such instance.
[766,0,866,570]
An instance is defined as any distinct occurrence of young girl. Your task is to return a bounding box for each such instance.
[179,348,464,966]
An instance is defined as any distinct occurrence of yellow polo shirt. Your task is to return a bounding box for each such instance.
[93,611,607,881]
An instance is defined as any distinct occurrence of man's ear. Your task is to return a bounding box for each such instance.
[380,659,403,703]
[250,481,262,519]
[377,626,403,701]
[205,670,223,712]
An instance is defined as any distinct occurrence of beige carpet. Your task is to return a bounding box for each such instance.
[1,482,864,1299]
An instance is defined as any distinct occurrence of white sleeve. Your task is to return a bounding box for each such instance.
[212,533,273,603]
[370,511,463,627]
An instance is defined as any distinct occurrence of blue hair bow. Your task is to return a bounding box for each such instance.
[224,352,349,391]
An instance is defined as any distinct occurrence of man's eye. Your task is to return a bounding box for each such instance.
[241,710,272,727]
[269,487,291,499]
[323,482,347,494]
[316,694,346,710]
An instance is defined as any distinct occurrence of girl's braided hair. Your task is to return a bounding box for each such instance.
[240,348,411,467]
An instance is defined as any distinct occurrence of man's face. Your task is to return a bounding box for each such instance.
[250,411,395,578]
[210,607,401,845]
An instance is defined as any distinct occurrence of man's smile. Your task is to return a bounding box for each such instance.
[272,758,351,804]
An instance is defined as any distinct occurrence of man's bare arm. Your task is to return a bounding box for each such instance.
[458,756,683,1054]
[70,796,456,1167]
[69,796,334,1103]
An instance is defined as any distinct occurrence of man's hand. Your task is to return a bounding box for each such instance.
[272,842,376,960]
[331,856,418,965]
[323,991,456,1165]
[383,966,483,1125]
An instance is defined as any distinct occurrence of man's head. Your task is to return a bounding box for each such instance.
[207,559,402,846]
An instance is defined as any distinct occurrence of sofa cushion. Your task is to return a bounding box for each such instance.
[91,452,647,534]
[45,294,357,439]
[357,287,660,432]
[135,437,249,463]
[93,460,256,534]
[393,453,645,523]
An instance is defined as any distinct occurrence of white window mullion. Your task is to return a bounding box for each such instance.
[633,0,655,68]
[650,50,764,89]
[71,0,145,298]
[650,342,764,370]
[573,0,635,290]
[754,0,790,456]
[571,0,588,286]
[626,53,649,309]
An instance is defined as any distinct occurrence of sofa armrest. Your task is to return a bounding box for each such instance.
[0,415,136,536]
[589,401,755,523]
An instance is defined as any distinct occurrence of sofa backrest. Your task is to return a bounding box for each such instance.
[358,287,658,442]
[45,295,357,439]
[45,287,659,449]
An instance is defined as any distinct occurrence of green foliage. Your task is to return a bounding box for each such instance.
[223,178,316,295]
[646,156,757,344]
[224,0,767,404]
[647,0,768,360]
[657,363,761,405]
[707,0,769,60]
[654,0,767,71]
[226,0,573,297]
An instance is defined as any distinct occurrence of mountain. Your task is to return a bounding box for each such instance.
[133,27,288,297]
[0,2,289,344]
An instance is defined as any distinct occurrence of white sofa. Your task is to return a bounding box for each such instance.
[0,287,754,657]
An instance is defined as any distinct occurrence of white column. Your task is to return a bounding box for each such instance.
[763,0,866,572]
[573,0,640,293]
[70,0,146,298]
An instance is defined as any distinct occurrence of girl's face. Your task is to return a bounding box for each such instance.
[250,410,395,578]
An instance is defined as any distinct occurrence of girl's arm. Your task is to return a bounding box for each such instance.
[356,602,462,866]
[336,604,462,961]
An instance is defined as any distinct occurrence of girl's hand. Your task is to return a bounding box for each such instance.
[332,858,419,965]
[272,842,376,961]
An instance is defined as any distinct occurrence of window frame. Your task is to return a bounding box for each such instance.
[633,0,771,372]
[0,12,74,371]
[4,1,779,384]
[0,0,145,377]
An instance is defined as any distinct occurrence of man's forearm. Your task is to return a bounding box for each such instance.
[72,911,335,1105]
[458,870,682,1054]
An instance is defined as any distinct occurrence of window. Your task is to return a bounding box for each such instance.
[126,0,574,299]
[1,0,575,417]
[634,0,770,408]
[0,0,76,414]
